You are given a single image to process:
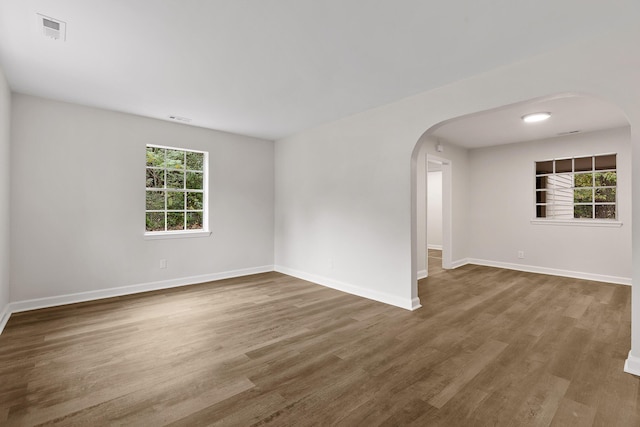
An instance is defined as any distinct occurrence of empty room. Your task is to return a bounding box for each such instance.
[1,1,640,425]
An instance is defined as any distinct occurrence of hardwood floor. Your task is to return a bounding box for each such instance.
[428,248,445,276]
[0,266,638,426]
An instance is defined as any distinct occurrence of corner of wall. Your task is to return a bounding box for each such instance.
[0,65,11,329]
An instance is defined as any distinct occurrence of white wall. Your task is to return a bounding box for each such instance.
[467,127,631,282]
[0,67,10,324]
[10,94,274,302]
[274,113,419,308]
[427,170,443,249]
[273,25,640,368]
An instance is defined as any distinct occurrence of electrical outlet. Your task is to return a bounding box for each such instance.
[160,259,167,269]
[517,251,525,259]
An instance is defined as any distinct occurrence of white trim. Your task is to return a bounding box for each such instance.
[411,297,422,311]
[417,269,428,280]
[146,143,206,153]
[6,265,274,316]
[466,258,631,286]
[427,154,453,270]
[427,244,443,250]
[144,230,212,240]
[274,265,416,311]
[450,258,470,269]
[530,219,623,227]
[624,351,640,376]
[0,303,10,336]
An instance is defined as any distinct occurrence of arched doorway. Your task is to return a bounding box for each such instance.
[411,92,631,309]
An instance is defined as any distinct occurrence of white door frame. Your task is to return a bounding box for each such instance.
[426,154,452,270]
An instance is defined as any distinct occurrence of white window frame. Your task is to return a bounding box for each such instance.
[144,144,211,239]
[531,153,622,227]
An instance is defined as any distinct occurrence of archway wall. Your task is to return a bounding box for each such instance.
[274,26,640,313]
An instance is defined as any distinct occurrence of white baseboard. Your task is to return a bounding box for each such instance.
[449,258,470,269]
[274,265,416,311]
[411,297,422,310]
[417,269,428,280]
[466,258,631,286]
[625,351,640,376]
[3,265,275,329]
[427,244,443,250]
[0,303,10,336]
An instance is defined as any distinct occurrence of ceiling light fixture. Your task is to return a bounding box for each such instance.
[522,112,551,123]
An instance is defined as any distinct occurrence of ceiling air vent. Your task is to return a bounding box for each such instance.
[557,130,581,136]
[168,115,192,123]
[37,14,66,41]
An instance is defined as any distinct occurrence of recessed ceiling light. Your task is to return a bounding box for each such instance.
[522,112,551,123]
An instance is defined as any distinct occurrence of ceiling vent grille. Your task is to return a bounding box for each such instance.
[37,14,66,41]
[557,130,581,136]
[168,115,192,123]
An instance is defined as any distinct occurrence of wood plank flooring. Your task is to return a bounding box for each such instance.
[428,248,445,276]
[1,259,639,425]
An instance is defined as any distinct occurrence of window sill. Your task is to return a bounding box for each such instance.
[144,230,212,240]
[530,219,622,228]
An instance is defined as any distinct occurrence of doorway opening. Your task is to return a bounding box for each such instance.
[426,159,444,277]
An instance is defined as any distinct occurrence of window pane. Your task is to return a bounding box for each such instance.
[186,212,203,229]
[549,204,573,219]
[574,173,593,187]
[556,159,572,173]
[146,168,164,188]
[146,190,164,210]
[548,188,572,204]
[549,174,572,189]
[186,171,203,190]
[574,157,593,172]
[595,154,616,170]
[146,212,164,231]
[574,188,592,203]
[167,191,185,210]
[146,147,165,167]
[594,171,616,187]
[595,205,616,219]
[186,152,204,171]
[166,149,185,169]
[167,212,185,230]
[536,205,546,218]
[595,188,616,202]
[536,161,553,174]
[536,176,549,190]
[187,192,203,210]
[536,191,547,203]
[166,170,184,188]
[574,205,593,219]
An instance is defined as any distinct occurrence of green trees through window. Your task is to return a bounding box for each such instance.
[145,145,207,232]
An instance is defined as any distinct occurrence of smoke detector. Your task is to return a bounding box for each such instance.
[37,14,66,41]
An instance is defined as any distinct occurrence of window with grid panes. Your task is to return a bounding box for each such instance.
[145,145,207,233]
[535,154,616,220]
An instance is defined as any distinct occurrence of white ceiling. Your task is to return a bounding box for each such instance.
[0,1,638,140]
[430,93,630,149]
